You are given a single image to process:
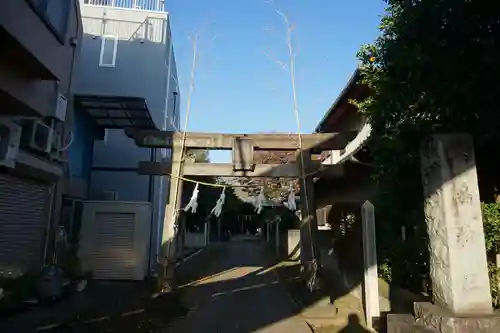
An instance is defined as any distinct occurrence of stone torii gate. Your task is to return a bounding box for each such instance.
[126,128,352,289]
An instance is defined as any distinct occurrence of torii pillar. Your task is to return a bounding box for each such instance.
[298,149,321,290]
[159,143,184,291]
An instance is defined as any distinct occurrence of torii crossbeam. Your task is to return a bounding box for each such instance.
[125,129,354,152]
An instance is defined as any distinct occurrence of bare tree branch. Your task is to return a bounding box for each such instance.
[231,2,310,204]
[262,50,288,72]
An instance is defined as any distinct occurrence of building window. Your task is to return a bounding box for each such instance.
[172,91,178,122]
[99,35,118,67]
[29,0,70,41]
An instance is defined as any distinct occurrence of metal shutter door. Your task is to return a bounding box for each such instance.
[0,174,49,276]
[90,212,136,280]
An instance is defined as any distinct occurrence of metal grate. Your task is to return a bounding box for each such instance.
[90,212,136,279]
[0,174,49,276]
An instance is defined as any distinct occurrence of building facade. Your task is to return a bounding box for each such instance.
[314,68,374,207]
[72,0,180,276]
[0,0,83,276]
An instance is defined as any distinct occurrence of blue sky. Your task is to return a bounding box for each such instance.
[166,0,386,162]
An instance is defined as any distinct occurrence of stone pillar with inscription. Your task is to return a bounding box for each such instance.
[390,134,500,333]
[389,134,500,333]
[420,133,492,315]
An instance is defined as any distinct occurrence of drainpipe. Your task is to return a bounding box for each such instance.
[154,30,174,268]
[42,183,58,265]
[43,0,82,266]
[147,147,155,274]
[148,148,154,202]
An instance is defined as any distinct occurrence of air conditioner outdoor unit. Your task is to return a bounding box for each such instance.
[20,120,53,154]
[54,93,68,122]
[0,120,22,168]
[48,122,64,160]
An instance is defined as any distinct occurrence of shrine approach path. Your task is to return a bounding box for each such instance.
[167,237,313,333]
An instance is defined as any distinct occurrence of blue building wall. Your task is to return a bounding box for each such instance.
[68,109,95,180]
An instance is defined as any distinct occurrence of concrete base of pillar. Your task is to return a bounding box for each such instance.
[387,313,434,333]
[388,302,500,333]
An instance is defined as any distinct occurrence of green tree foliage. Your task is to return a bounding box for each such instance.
[355,0,500,293]
[482,202,500,306]
[482,203,500,253]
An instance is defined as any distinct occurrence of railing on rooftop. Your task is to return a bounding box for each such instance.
[83,0,165,12]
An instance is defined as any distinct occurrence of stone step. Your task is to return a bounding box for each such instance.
[300,297,363,315]
[302,313,349,328]
[387,314,436,333]
[302,311,368,330]
[300,295,366,329]
[301,304,339,319]
[300,302,349,328]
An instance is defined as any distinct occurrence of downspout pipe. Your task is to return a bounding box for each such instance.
[42,0,82,265]
[148,148,155,202]
[146,147,156,275]
[153,21,173,273]
[42,184,58,265]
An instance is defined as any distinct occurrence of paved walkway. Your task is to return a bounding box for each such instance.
[167,238,313,333]
[0,239,313,332]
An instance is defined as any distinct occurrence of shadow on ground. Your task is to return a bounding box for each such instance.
[0,280,187,333]
[0,239,371,333]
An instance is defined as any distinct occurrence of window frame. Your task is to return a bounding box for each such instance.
[26,0,71,44]
[171,91,178,123]
[99,35,119,68]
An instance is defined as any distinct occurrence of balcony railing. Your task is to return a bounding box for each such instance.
[83,0,165,12]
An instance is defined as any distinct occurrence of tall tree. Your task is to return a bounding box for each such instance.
[355,0,500,292]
